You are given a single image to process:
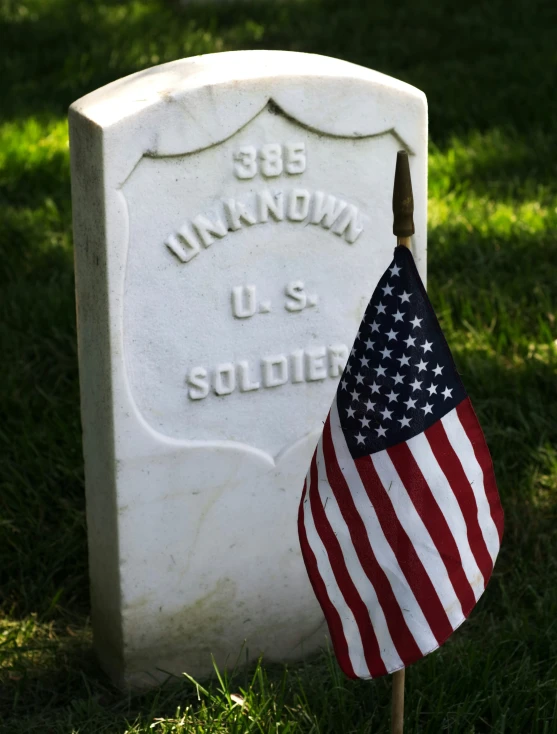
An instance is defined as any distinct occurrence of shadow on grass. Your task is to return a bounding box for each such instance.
[2,0,557,142]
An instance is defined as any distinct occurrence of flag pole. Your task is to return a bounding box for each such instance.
[390,149,415,734]
[393,149,415,250]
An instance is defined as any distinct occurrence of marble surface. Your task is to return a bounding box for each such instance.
[69,50,427,688]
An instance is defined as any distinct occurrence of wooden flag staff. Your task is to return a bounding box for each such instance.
[390,149,415,734]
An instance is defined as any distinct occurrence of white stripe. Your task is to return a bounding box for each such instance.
[407,432,485,600]
[302,461,371,678]
[441,408,500,562]
[315,438,403,672]
[370,449,465,629]
[329,401,440,655]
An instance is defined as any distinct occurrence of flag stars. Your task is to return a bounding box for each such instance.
[376,426,388,438]
[404,397,418,410]
[376,302,387,315]
[410,378,422,392]
[365,399,376,412]
[365,339,375,351]
[392,372,405,385]
[350,389,360,402]
[370,382,381,394]
[346,406,356,418]
[426,383,438,396]
[442,386,453,400]
[341,379,348,390]
[380,347,393,360]
[393,310,405,322]
[398,415,411,428]
[355,433,366,445]
[421,402,434,415]
[359,355,370,368]
[397,354,411,367]
[370,321,380,333]
[380,407,393,421]
[386,390,399,402]
[421,340,433,353]
[382,283,394,296]
[404,335,417,348]
[390,263,401,277]
[410,316,422,329]
[355,373,365,385]
[360,416,371,428]
[386,328,398,341]
[374,365,387,377]
[399,291,411,303]
[432,364,444,377]
[416,359,428,372]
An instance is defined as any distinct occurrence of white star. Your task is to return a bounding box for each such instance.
[404,397,417,409]
[399,291,411,303]
[393,309,405,322]
[442,386,453,400]
[386,328,398,341]
[350,345,358,355]
[360,416,371,428]
[390,263,401,277]
[398,415,411,428]
[380,407,393,421]
[365,399,375,411]
[359,355,370,368]
[376,302,387,314]
[433,364,443,377]
[426,383,438,396]
[374,365,387,377]
[421,402,433,415]
[404,335,417,348]
[356,330,361,340]
[341,379,348,390]
[370,382,381,394]
[392,372,405,385]
[382,283,394,296]
[370,321,380,333]
[386,390,399,402]
[355,373,365,385]
[346,406,356,418]
[416,359,428,372]
[422,340,433,353]
[365,339,375,351]
[380,346,392,360]
[345,362,352,373]
[350,389,360,402]
[397,353,411,367]
[410,316,422,329]
[410,379,422,391]
[376,425,388,438]
[355,433,366,445]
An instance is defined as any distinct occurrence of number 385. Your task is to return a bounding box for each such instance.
[233,142,306,179]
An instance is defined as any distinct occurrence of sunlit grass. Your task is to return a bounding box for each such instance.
[1,0,556,731]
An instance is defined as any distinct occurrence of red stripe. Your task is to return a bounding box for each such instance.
[307,452,387,678]
[354,453,454,646]
[425,418,494,586]
[297,476,356,679]
[387,443,477,618]
[322,417,423,665]
[456,399,504,543]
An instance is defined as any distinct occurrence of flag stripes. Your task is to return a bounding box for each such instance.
[299,396,502,678]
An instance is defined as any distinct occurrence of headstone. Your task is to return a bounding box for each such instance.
[69,51,427,689]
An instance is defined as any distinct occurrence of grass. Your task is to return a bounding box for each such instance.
[1,0,556,730]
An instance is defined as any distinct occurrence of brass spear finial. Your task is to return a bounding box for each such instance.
[392,150,414,247]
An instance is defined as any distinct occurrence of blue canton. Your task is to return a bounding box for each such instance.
[338,246,467,459]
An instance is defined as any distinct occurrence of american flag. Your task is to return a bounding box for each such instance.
[298,244,504,679]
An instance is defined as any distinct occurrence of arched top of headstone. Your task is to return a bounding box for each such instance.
[70,51,426,160]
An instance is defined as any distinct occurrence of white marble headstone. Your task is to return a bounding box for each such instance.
[69,51,427,689]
